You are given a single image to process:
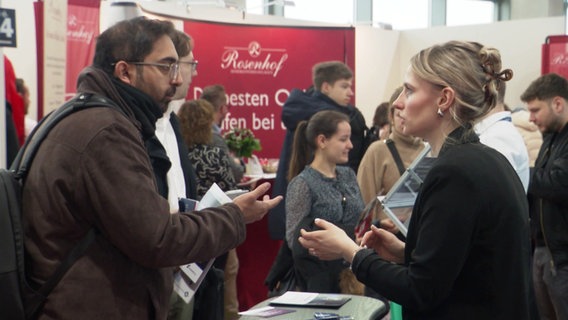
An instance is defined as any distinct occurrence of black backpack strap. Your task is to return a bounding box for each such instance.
[385,139,405,176]
[11,93,119,178]
[25,229,97,319]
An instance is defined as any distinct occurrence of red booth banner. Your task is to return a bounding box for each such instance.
[65,0,101,100]
[34,0,100,118]
[542,35,568,78]
[183,20,355,159]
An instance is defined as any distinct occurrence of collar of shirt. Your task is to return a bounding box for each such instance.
[474,111,512,136]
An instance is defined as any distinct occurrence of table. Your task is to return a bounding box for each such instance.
[239,294,388,320]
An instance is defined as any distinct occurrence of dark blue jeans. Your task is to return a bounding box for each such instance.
[533,247,568,320]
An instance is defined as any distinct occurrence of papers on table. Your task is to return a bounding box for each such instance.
[269,291,351,308]
[238,306,296,318]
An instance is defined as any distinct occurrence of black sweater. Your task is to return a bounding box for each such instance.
[352,127,532,320]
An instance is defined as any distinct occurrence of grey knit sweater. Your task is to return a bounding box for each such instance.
[285,166,364,248]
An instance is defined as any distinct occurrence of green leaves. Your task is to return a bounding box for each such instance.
[223,128,262,158]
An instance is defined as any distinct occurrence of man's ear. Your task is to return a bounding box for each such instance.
[316,134,326,149]
[321,82,331,95]
[551,96,565,114]
[113,61,134,85]
[437,87,455,113]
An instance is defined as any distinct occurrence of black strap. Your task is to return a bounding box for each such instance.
[16,93,118,319]
[386,139,405,176]
[12,93,119,178]
[25,229,97,319]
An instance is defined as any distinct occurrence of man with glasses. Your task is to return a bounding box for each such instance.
[155,29,199,214]
[159,29,208,320]
[22,16,281,320]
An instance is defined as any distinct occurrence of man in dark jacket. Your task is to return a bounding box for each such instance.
[22,17,281,320]
[521,73,568,320]
[269,61,367,239]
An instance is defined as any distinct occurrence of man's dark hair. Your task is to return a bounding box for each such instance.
[171,29,192,58]
[373,102,390,128]
[15,78,25,95]
[521,73,568,102]
[312,61,353,91]
[201,84,227,112]
[93,16,177,75]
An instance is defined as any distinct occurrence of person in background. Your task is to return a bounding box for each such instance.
[521,72,568,320]
[474,83,530,191]
[3,56,24,167]
[286,110,364,293]
[199,83,242,320]
[5,56,25,145]
[4,100,19,167]
[178,100,241,320]
[270,61,367,240]
[22,16,281,319]
[16,78,37,139]
[298,40,532,319]
[510,106,543,167]
[156,28,199,212]
[158,28,200,320]
[201,84,244,182]
[372,101,391,140]
[356,86,425,235]
[178,99,237,197]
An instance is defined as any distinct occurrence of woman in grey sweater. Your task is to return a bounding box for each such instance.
[285,110,364,293]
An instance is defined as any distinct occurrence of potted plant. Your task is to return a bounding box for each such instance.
[224,127,263,175]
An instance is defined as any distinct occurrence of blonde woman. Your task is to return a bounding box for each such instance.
[298,41,532,319]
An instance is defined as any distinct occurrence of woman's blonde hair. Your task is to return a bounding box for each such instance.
[410,40,513,126]
[177,99,215,148]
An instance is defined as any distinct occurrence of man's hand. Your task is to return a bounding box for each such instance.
[232,182,282,224]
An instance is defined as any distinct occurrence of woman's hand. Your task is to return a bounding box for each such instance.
[361,225,405,264]
[298,218,360,262]
[378,218,399,234]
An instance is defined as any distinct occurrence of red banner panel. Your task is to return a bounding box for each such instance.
[66,1,101,99]
[542,35,568,78]
[184,20,355,159]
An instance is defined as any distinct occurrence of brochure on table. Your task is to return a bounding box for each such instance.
[380,145,436,237]
[269,291,351,308]
[173,183,234,303]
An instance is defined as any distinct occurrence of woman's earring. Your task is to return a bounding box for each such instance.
[437,108,444,117]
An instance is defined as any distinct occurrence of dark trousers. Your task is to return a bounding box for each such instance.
[533,247,568,320]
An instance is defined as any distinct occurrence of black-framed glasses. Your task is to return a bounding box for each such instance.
[179,60,198,72]
[128,61,180,81]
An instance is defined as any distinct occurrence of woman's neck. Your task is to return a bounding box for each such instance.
[310,157,337,178]
[426,121,460,156]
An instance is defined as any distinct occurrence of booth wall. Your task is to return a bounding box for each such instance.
[400,16,565,111]
[355,26,401,123]
[355,16,565,124]
[1,1,565,126]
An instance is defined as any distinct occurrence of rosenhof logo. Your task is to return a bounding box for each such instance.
[221,41,288,77]
[67,14,95,44]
